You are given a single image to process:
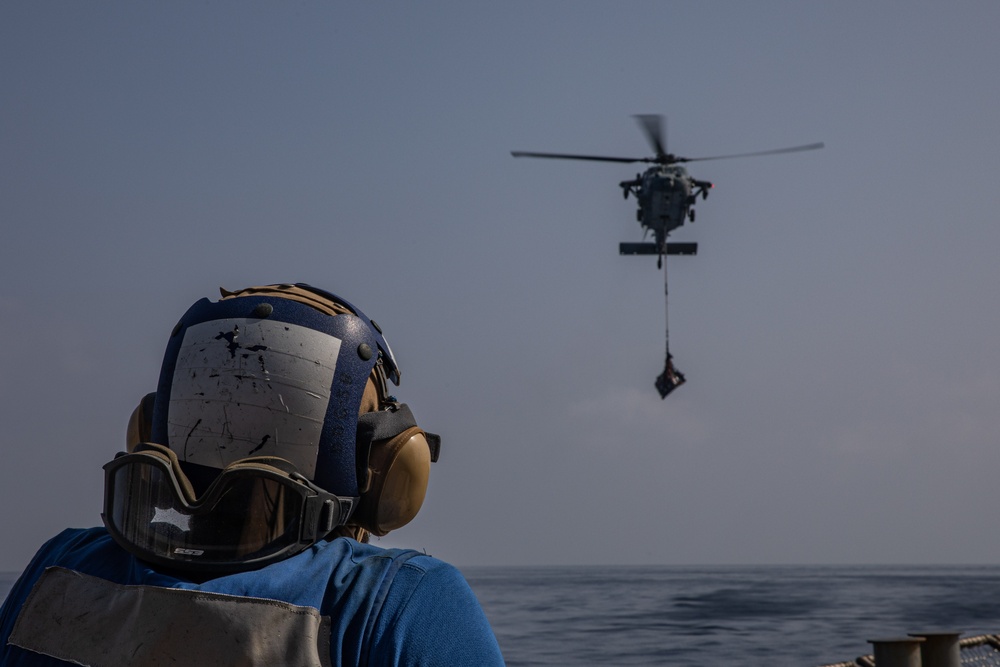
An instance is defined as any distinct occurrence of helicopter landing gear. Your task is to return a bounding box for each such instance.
[688,208,695,222]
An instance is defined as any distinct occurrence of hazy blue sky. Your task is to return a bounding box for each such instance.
[2,2,999,572]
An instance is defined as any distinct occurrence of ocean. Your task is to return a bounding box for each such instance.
[461,565,1000,666]
[4,565,1000,666]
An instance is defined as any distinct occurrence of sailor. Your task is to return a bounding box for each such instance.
[0,283,505,666]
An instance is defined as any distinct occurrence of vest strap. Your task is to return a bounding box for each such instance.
[9,567,332,667]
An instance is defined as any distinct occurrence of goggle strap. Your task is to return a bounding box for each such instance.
[302,495,357,541]
[128,443,198,503]
[227,457,299,476]
[327,497,355,528]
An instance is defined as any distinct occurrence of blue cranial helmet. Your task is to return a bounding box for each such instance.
[149,283,399,498]
[112,283,439,572]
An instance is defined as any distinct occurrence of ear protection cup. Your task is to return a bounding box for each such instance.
[126,393,157,452]
[351,426,432,537]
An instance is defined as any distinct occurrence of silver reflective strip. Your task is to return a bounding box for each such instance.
[168,318,342,476]
[9,567,332,667]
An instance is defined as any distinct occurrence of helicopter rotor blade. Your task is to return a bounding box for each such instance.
[510,150,648,164]
[633,114,667,160]
[677,142,825,163]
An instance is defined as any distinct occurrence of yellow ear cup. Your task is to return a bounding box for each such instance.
[352,427,431,537]
[126,393,157,452]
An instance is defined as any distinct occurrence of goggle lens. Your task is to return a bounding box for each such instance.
[103,450,354,571]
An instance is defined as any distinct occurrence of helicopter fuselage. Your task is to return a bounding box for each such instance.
[621,165,711,248]
[639,165,692,241]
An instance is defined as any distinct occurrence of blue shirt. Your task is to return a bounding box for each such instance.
[0,527,504,666]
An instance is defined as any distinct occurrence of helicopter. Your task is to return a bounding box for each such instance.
[512,115,823,269]
[511,115,823,398]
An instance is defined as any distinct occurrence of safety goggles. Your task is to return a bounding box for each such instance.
[102,444,358,572]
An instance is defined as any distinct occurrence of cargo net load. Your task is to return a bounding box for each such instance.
[655,354,685,399]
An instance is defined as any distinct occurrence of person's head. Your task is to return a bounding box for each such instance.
[105,283,439,572]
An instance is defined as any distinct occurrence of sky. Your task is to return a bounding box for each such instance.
[2,2,1000,572]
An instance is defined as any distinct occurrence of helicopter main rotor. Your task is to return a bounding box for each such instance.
[511,114,824,166]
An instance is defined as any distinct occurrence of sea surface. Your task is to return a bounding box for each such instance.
[461,565,1000,666]
[5,565,1000,666]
